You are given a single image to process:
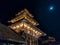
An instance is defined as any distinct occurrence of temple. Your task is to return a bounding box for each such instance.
[0,23,25,45]
[8,9,46,45]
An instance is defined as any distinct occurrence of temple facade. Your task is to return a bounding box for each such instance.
[0,23,25,45]
[8,9,46,45]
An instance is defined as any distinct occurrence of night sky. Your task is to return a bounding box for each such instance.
[0,0,60,42]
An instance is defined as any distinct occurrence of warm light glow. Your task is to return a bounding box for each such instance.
[39,32,42,35]
[13,26,16,29]
[27,26,30,29]
[34,23,36,25]
[30,28,33,30]
[20,23,23,27]
[27,30,30,34]
[38,32,40,34]
[11,20,14,23]
[24,24,27,27]
[35,31,38,33]
[15,29,19,32]
[16,25,19,28]
[33,29,35,32]
[33,33,35,36]
[36,32,39,35]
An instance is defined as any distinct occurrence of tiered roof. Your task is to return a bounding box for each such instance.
[8,9,39,26]
[8,9,46,38]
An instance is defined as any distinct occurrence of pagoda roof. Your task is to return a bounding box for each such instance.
[8,8,46,39]
[8,9,39,26]
[9,20,46,38]
[16,9,34,18]
[0,23,25,43]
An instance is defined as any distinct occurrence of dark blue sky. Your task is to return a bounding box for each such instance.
[0,0,60,41]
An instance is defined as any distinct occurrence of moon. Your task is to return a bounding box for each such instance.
[49,6,54,10]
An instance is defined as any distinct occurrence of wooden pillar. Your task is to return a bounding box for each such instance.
[25,33,29,45]
[37,39,38,45]
[30,37,31,45]
[33,39,34,45]
[25,34,27,45]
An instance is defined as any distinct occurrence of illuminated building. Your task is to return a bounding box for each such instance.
[8,9,46,45]
[0,23,25,45]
